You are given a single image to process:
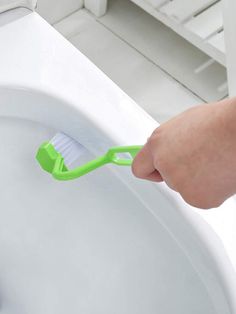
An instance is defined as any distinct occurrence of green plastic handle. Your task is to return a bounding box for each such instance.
[36,142,142,181]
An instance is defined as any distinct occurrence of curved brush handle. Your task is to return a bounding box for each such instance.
[52,154,109,180]
[52,145,143,181]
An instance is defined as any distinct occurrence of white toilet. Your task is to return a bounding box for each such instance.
[0,7,236,314]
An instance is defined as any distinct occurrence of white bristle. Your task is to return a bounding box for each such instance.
[51,132,86,166]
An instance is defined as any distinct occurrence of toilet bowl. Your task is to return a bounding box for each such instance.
[0,10,236,314]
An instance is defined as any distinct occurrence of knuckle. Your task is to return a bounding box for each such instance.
[204,198,223,209]
[181,193,202,208]
[180,190,222,209]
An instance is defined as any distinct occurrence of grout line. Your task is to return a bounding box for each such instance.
[52,7,84,27]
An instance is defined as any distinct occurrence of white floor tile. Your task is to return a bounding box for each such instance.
[55,8,203,123]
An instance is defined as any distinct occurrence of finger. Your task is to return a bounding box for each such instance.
[145,170,163,182]
[132,143,163,182]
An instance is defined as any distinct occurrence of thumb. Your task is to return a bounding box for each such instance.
[132,143,163,182]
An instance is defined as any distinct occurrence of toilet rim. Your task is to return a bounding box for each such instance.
[0,84,236,313]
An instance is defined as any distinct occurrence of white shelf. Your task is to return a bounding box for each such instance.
[129,0,226,66]
[99,0,227,102]
[184,2,223,39]
[160,0,217,23]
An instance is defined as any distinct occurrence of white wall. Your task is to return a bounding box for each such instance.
[36,0,83,24]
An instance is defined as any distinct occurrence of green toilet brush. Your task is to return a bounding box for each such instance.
[36,132,142,181]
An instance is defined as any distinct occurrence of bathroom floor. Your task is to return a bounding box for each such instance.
[53,0,203,123]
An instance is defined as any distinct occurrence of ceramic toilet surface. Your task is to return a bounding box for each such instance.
[0,11,235,314]
[0,116,218,314]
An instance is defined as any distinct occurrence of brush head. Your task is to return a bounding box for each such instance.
[36,133,86,174]
[50,133,86,167]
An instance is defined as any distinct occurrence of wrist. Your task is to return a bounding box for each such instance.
[221,97,236,133]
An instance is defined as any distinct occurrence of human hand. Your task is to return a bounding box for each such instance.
[132,98,236,209]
